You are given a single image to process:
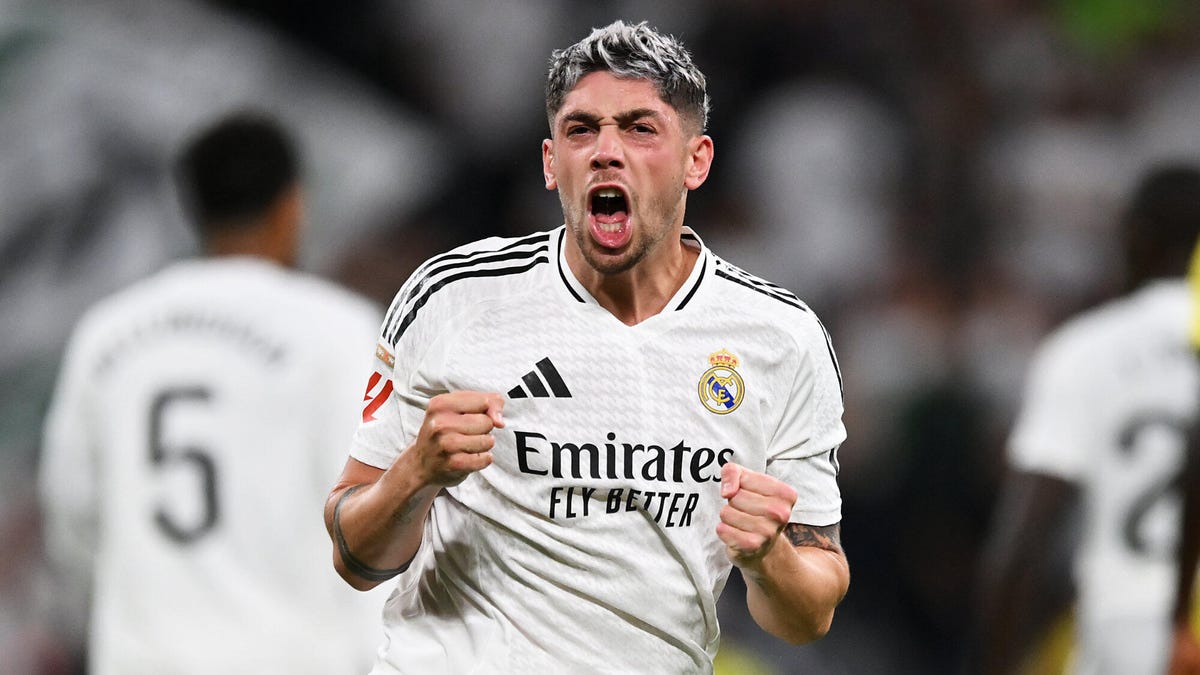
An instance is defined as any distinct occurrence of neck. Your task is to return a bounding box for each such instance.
[571,237,699,326]
[204,224,293,268]
[202,186,302,268]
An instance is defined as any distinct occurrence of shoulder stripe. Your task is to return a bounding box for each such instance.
[381,233,551,334]
[714,268,806,311]
[385,257,549,345]
[420,248,548,289]
[817,318,844,395]
[716,260,804,306]
[713,261,842,396]
[423,231,551,269]
[675,256,707,311]
[383,238,550,341]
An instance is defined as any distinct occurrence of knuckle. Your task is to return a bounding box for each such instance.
[771,505,791,523]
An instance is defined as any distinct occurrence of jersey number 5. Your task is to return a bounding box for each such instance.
[148,387,220,544]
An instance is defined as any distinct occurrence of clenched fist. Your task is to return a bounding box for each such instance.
[411,391,505,487]
[716,462,798,567]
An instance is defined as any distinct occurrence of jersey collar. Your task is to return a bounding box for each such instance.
[553,225,711,314]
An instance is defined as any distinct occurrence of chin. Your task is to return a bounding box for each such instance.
[583,245,641,276]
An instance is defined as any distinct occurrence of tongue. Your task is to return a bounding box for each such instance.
[590,212,631,249]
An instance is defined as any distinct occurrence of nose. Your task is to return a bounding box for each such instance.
[590,125,624,171]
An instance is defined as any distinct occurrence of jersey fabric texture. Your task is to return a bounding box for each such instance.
[351,226,846,674]
[1008,280,1200,675]
[40,257,389,675]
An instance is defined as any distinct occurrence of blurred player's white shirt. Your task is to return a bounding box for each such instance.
[352,226,845,673]
[1009,280,1200,674]
[40,256,388,675]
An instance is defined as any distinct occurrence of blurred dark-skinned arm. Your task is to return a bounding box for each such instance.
[1168,240,1200,675]
[1169,241,1200,675]
[973,469,1079,675]
[1169,416,1200,675]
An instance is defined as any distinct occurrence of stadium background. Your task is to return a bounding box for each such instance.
[2,0,1199,672]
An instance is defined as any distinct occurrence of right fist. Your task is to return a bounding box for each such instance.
[412,391,505,486]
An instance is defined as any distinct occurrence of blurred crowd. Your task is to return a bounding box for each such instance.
[3,0,1200,673]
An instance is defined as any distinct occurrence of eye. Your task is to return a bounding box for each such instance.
[631,123,655,134]
[566,125,594,136]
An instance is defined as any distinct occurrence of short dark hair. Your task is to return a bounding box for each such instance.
[1121,162,1200,285]
[176,111,298,234]
[545,20,710,135]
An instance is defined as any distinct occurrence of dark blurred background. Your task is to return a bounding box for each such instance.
[4,0,1200,673]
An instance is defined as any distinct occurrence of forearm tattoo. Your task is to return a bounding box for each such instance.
[333,484,409,581]
[784,521,843,555]
[392,495,421,526]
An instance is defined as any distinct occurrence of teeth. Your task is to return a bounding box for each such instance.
[595,188,622,198]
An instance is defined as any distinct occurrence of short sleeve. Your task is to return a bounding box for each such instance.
[767,314,846,525]
[312,298,385,481]
[348,338,415,470]
[39,319,102,636]
[1007,331,1093,480]
[348,269,444,471]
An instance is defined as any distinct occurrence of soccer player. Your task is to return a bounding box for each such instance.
[40,111,387,674]
[975,164,1200,674]
[325,20,850,673]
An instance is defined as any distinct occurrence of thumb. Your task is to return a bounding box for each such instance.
[720,462,742,500]
[487,393,505,428]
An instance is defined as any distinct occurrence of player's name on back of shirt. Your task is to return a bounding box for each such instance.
[94,310,287,376]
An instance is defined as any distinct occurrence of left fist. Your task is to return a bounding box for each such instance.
[716,462,798,566]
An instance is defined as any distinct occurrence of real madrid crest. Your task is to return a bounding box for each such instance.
[698,348,744,414]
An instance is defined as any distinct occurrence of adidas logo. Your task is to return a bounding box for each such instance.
[508,357,572,399]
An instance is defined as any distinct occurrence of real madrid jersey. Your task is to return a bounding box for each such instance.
[350,226,845,674]
[1008,281,1200,666]
[40,257,388,675]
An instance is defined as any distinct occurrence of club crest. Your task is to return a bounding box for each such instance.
[698,349,744,415]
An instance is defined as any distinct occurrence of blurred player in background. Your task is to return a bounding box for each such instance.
[975,163,1200,674]
[39,111,387,674]
[325,20,849,673]
[1166,240,1200,675]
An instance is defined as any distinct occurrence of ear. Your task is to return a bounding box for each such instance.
[683,135,714,191]
[542,139,557,190]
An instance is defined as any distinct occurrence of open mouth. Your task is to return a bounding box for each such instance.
[590,187,629,230]
[587,186,632,251]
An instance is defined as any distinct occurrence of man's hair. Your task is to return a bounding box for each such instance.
[545,20,710,134]
[1121,162,1200,285]
[176,111,298,234]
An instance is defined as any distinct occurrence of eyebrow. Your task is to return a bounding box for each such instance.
[559,108,663,128]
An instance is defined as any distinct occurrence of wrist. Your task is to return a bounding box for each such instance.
[735,530,789,577]
[381,447,439,519]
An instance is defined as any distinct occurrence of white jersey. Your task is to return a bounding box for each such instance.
[351,226,845,674]
[1008,280,1200,674]
[40,257,389,675]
